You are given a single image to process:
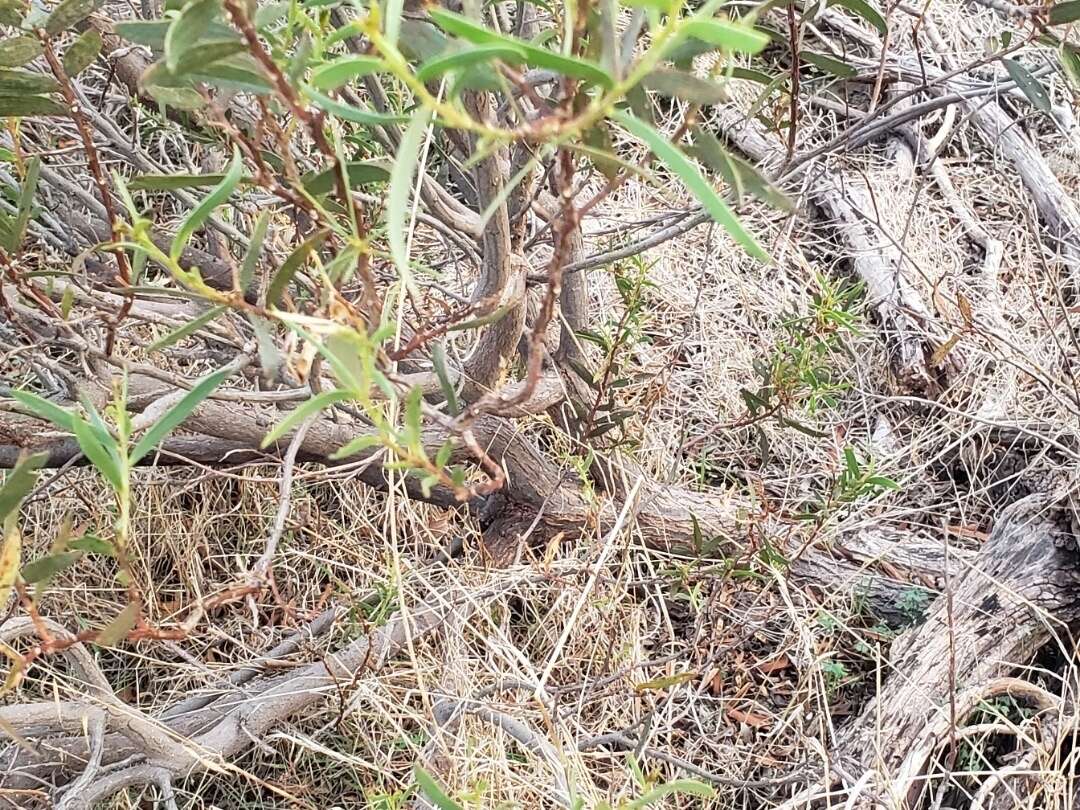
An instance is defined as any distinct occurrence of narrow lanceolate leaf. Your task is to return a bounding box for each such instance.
[266,230,329,307]
[303,85,410,125]
[302,160,390,196]
[71,418,123,490]
[129,173,228,191]
[261,389,354,448]
[611,110,770,261]
[687,128,792,211]
[415,43,526,82]
[385,0,403,47]
[129,366,232,463]
[1061,44,1080,91]
[170,148,243,260]
[328,433,381,460]
[61,29,102,77]
[828,0,887,34]
[148,305,225,352]
[173,40,246,75]
[166,0,220,72]
[0,69,58,95]
[21,550,81,584]
[1049,0,1080,24]
[388,107,432,283]
[0,519,20,610]
[680,18,769,54]
[428,8,613,87]
[0,453,46,523]
[1003,58,1052,114]
[0,95,66,117]
[0,36,41,68]
[310,54,385,92]
[9,155,39,251]
[240,209,269,292]
[10,390,75,432]
[94,602,139,647]
[413,766,463,810]
[44,0,101,35]
[642,68,729,104]
[801,51,858,78]
[431,341,458,416]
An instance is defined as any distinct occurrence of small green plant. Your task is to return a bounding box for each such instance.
[956,696,1038,772]
[820,658,849,695]
[737,274,863,443]
[898,586,932,626]
[797,446,899,524]
[574,256,657,448]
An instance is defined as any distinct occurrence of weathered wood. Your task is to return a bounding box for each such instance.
[822,495,1080,806]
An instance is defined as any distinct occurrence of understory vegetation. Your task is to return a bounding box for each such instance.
[0,0,1077,805]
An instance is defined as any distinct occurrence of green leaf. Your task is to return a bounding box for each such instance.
[385,0,403,46]
[679,18,769,54]
[642,67,729,104]
[1003,58,1052,114]
[801,51,858,78]
[44,0,100,35]
[865,475,899,490]
[240,209,269,292]
[11,390,75,432]
[190,60,272,93]
[687,128,791,210]
[266,229,328,307]
[261,389,353,448]
[828,0,887,34]
[68,534,114,556]
[624,779,715,809]
[1061,44,1080,91]
[0,0,25,27]
[129,366,232,463]
[310,54,385,91]
[170,148,243,260]
[398,18,450,63]
[114,20,173,49]
[303,85,410,125]
[302,160,390,196]
[431,340,458,416]
[428,8,613,87]
[0,36,42,68]
[254,0,290,28]
[8,155,39,251]
[415,43,526,82]
[328,432,381,459]
[413,766,464,810]
[0,452,45,523]
[388,107,431,284]
[129,173,228,191]
[21,550,81,584]
[71,417,123,490]
[1049,0,1080,24]
[730,66,775,84]
[94,602,139,647]
[144,82,205,110]
[166,0,220,72]
[0,69,58,95]
[611,110,769,261]
[61,29,102,77]
[148,305,225,353]
[0,94,65,118]
[172,39,247,75]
